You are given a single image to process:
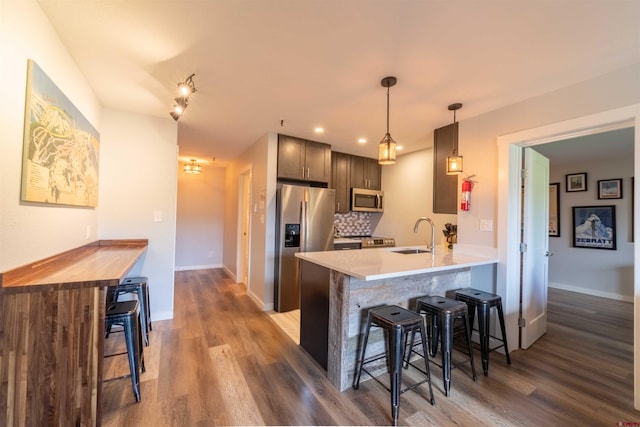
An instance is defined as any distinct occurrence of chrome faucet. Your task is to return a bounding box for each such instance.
[414,217,436,252]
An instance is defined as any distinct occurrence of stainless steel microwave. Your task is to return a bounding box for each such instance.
[351,188,384,212]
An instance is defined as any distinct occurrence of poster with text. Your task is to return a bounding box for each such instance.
[572,205,616,250]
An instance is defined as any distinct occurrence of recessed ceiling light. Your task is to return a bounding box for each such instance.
[314,127,324,133]
[358,138,367,144]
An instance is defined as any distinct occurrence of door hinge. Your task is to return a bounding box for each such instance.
[518,318,526,327]
[520,168,527,179]
[519,242,527,252]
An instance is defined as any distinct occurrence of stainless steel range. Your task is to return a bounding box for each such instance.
[359,236,396,249]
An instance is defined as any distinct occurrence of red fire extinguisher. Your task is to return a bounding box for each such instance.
[460,175,476,211]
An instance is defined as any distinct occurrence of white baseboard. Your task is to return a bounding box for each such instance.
[222,265,237,282]
[549,282,633,302]
[174,263,222,272]
[151,310,174,321]
[246,288,273,311]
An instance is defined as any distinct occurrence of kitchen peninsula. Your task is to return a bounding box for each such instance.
[295,246,498,391]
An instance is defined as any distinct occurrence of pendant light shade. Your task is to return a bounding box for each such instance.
[445,103,463,175]
[378,76,397,165]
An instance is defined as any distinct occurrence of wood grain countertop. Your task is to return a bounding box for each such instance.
[0,239,148,292]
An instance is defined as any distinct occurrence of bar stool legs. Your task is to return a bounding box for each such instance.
[416,296,477,397]
[353,305,435,426]
[454,288,511,376]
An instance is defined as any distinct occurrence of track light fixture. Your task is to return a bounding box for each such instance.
[170,73,197,121]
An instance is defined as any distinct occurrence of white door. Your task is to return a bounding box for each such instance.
[521,147,550,348]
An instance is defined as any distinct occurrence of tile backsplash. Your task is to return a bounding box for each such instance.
[334,212,371,237]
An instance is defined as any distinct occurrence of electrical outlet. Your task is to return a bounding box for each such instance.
[85,225,91,239]
[480,219,493,232]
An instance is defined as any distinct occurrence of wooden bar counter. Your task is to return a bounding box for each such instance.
[0,239,148,427]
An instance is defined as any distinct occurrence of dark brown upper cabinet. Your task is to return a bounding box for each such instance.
[330,151,351,213]
[277,134,331,184]
[433,122,458,214]
[350,155,381,190]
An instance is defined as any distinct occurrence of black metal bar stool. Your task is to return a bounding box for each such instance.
[353,305,435,426]
[416,296,477,396]
[454,288,511,376]
[107,276,151,346]
[104,300,145,402]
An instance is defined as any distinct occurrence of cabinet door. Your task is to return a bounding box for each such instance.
[364,157,382,190]
[305,141,331,183]
[331,152,351,212]
[350,155,366,188]
[433,123,457,214]
[277,135,305,180]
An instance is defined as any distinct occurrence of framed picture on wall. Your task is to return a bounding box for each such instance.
[597,178,622,199]
[572,205,616,250]
[549,183,560,237]
[566,172,587,192]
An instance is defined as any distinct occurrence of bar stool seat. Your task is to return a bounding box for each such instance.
[107,276,151,346]
[353,305,435,426]
[454,288,511,376]
[104,300,145,402]
[415,296,477,396]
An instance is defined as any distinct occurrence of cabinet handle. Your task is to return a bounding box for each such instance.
[307,167,310,178]
[337,202,340,211]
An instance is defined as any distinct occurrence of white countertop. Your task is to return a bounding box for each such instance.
[295,245,498,281]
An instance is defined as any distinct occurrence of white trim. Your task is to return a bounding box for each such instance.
[549,282,633,303]
[223,265,237,283]
[174,264,222,272]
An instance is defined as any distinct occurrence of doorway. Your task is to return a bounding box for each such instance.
[237,167,252,287]
[497,104,640,408]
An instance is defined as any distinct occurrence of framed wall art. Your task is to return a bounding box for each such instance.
[21,59,100,207]
[549,182,560,237]
[566,172,587,192]
[597,178,622,199]
[572,205,616,250]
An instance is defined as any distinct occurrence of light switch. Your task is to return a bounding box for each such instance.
[153,211,163,222]
[480,219,493,232]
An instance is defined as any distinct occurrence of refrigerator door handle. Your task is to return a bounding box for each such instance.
[300,200,307,252]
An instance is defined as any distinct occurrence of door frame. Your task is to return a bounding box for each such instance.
[497,103,640,408]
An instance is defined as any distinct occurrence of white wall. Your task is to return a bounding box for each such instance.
[0,0,102,270]
[175,165,225,270]
[98,108,178,321]
[375,148,457,248]
[547,156,634,300]
[223,133,278,309]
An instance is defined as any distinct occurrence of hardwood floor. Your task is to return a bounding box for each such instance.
[102,269,639,426]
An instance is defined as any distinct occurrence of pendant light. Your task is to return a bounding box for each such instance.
[378,76,397,165]
[445,103,463,175]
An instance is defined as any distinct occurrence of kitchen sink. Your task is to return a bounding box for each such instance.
[391,248,430,254]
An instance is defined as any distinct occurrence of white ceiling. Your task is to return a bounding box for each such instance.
[37,1,640,167]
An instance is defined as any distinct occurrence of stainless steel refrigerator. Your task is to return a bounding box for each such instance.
[275,184,335,312]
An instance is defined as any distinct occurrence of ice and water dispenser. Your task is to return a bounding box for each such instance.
[284,224,300,248]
